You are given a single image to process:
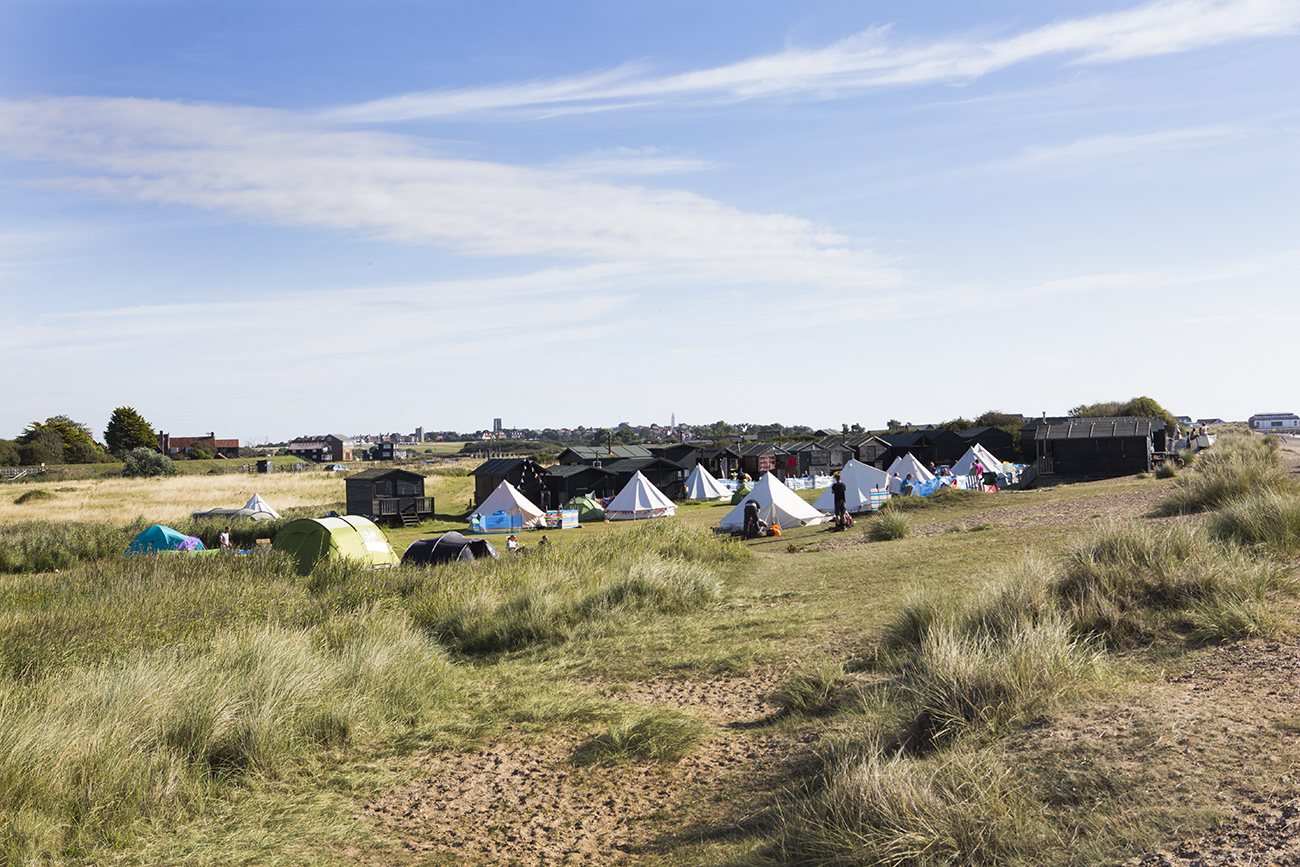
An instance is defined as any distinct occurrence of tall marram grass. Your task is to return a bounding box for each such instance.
[778,514,1298,866]
[409,521,744,654]
[1208,489,1300,556]
[0,518,739,862]
[1155,433,1297,515]
[775,744,1046,867]
[1054,521,1291,643]
[0,608,449,862]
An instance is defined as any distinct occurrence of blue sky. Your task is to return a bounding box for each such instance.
[2,0,1297,444]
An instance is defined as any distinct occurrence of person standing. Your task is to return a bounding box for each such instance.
[219,525,232,552]
[831,473,847,526]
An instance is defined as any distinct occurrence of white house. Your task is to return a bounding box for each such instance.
[1249,413,1300,431]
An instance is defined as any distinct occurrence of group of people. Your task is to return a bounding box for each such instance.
[505,534,548,553]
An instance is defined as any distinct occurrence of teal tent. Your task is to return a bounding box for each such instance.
[127,525,205,554]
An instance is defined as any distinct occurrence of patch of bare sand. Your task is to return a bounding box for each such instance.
[361,676,812,865]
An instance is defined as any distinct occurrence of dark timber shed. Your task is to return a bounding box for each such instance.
[1030,417,1166,480]
[345,468,433,527]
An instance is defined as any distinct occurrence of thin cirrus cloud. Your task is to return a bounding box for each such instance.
[547,147,718,177]
[0,96,893,288]
[324,0,1300,123]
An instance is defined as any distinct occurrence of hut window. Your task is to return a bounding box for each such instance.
[375,481,392,496]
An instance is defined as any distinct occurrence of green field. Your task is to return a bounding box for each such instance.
[2,435,1298,866]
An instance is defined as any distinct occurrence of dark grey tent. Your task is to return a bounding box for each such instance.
[401,532,499,566]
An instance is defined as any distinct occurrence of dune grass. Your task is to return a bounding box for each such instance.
[0,514,741,864]
[1155,433,1297,516]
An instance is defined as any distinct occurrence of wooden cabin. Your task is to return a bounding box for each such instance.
[345,468,433,527]
[601,457,687,500]
[470,458,547,507]
[1028,417,1166,482]
[541,463,617,506]
[958,426,1018,463]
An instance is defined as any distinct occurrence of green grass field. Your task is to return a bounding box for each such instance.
[2,435,1297,866]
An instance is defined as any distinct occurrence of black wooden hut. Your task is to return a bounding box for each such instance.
[827,435,892,469]
[741,443,794,480]
[555,445,653,467]
[698,446,743,479]
[783,441,833,476]
[1029,417,1166,480]
[958,426,1018,463]
[345,468,433,527]
[601,457,686,500]
[470,458,547,507]
[645,442,701,471]
[541,463,617,505]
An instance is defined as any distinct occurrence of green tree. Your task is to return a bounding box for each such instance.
[0,439,20,466]
[104,407,158,454]
[17,415,103,464]
[1069,397,1176,431]
[937,417,976,433]
[974,410,1024,433]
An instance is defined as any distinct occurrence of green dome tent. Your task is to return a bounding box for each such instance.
[272,515,399,574]
[729,481,755,505]
[564,494,605,523]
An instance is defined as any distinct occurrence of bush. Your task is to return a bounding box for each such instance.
[770,661,848,716]
[120,448,177,478]
[572,709,709,765]
[12,489,55,505]
[867,511,911,542]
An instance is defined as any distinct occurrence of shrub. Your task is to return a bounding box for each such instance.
[867,511,911,542]
[770,661,848,716]
[120,448,177,478]
[12,489,55,505]
[572,709,709,765]
[1051,521,1289,644]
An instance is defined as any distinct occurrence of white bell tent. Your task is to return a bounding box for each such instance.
[243,494,281,519]
[684,464,730,501]
[473,480,546,529]
[605,471,676,520]
[951,444,1004,477]
[718,472,827,530]
[813,459,890,514]
[885,453,936,491]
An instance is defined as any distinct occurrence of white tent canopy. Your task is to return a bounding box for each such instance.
[952,444,1004,477]
[719,472,827,530]
[685,464,730,501]
[474,480,546,529]
[605,471,676,520]
[243,494,281,518]
[813,459,890,513]
[886,454,936,491]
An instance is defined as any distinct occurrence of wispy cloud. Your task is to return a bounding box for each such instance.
[547,147,717,177]
[324,0,1300,122]
[0,96,894,288]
